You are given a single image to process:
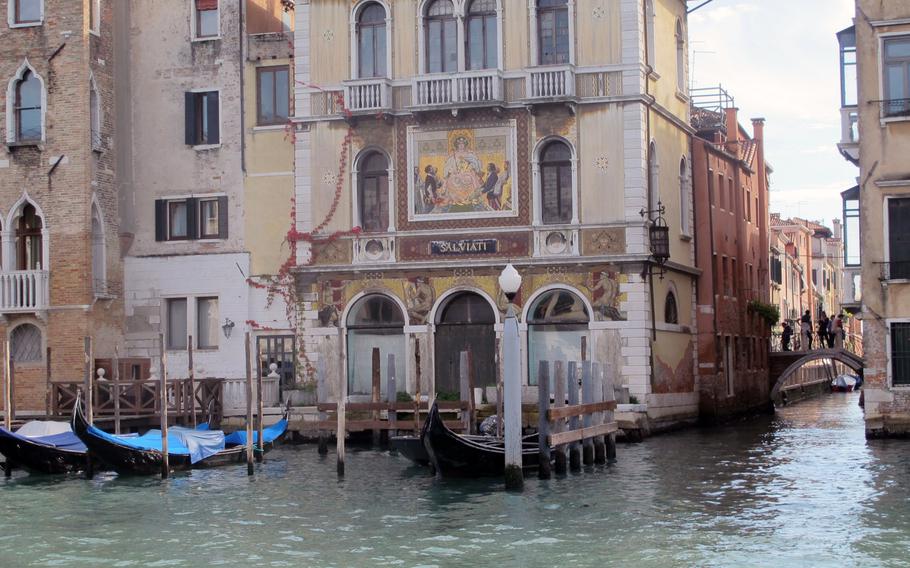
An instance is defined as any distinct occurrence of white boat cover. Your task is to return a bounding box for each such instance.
[15,421,73,437]
[832,375,857,389]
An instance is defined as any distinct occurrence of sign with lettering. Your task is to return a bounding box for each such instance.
[430,239,498,255]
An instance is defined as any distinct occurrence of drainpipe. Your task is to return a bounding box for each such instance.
[239,0,247,174]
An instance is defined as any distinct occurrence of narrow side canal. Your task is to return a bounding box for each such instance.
[2,392,908,567]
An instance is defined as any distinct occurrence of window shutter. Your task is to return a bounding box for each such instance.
[154,200,167,241]
[207,92,220,145]
[217,195,228,239]
[185,92,196,145]
[186,198,199,240]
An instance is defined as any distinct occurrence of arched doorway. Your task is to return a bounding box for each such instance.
[527,288,590,385]
[346,294,405,398]
[434,292,495,398]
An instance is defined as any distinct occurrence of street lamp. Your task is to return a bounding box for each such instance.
[640,201,670,279]
[222,318,235,339]
[498,263,523,490]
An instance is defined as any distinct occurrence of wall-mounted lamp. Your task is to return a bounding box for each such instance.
[222,318,235,339]
[640,201,670,280]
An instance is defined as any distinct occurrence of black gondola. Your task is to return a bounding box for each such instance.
[0,423,87,474]
[422,402,540,477]
[73,397,288,475]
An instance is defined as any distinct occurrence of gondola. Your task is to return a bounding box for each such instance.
[73,396,289,475]
[0,421,88,474]
[422,402,541,478]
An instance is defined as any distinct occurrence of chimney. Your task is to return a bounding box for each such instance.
[724,107,739,155]
[833,218,842,239]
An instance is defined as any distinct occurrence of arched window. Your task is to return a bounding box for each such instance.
[527,289,589,386]
[648,140,659,212]
[676,19,685,92]
[540,140,572,224]
[346,295,405,396]
[538,0,569,65]
[679,157,689,235]
[434,292,496,395]
[92,204,105,294]
[664,291,678,324]
[10,323,41,363]
[16,204,42,270]
[358,151,389,233]
[14,70,42,142]
[466,0,497,70]
[425,0,457,73]
[357,3,387,78]
[90,75,101,150]
[645,0,655,70]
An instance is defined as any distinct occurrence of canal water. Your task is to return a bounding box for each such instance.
[1,392,908,567]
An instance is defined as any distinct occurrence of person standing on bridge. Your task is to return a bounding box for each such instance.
[800,310,813,351]
[782,321,793,351]
[834,314,845,349]
[817,312,829,350]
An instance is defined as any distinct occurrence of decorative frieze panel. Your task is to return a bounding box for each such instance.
[353,235,395,264]
[581,227,626,256]
[534,228,579,257]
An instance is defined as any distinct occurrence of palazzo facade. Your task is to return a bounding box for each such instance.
[292,0,698,426]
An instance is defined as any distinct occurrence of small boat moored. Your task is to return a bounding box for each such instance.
[73,396,289,475]
[422,402,540,478]
[0,421,87,475]
[831,374,859,392]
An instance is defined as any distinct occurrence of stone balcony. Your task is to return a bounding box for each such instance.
[411,70,503,108]
[0,270,48,314]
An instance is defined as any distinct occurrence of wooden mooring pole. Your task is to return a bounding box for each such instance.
[337,327,347,477]
[537,361,552,480]
[387,354,397,438]
[244,332,254,476]
[2,342,9,477]
[316,358,328,455]
[371,347,381,447]
[413,338,421,434]
[113,346,121,435]
[256,341,264,464]
[459,351,471,434]
[159,334,170,479]
[604,363,617,461]
[188,336,196,428]
[581,361,594,465]
[84,337,94,425]
[553,360,567,474]
[567,361,581,471]
[593,363,607,464]
[45,347,51,418]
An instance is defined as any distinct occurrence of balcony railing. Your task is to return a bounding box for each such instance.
[527,65,576,99]
[412,70,502,107]
[0,270,48,312]
[873,98,910,119]
[344,78,391,112]
[877,261,910,281]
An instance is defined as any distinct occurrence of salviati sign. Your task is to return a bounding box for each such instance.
[429,239,498,255]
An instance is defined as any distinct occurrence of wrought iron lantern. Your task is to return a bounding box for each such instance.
[640,201,670,279]
[222,318,235,339]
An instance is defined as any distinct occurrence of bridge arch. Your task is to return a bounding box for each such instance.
[769,349,864,403]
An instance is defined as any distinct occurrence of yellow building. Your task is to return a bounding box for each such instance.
[291,0,697,429]
[838,3,910,437]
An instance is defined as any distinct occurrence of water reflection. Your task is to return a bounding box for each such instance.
[1,392,908,567]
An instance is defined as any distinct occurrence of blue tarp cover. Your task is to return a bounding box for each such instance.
[0,428,87,453]
[224,419,288,447]
[87,424,226,464]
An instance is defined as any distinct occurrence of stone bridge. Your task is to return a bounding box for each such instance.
[769,349,865,404]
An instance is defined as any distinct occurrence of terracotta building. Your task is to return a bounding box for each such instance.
[0,0,123,413]
[690,89,771,421]
[291,0,700,429]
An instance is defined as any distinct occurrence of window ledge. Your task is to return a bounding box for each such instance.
[195,347,219,352]
[89,29,100,37]
[675,90,690,104]
[192,144,221,151]
[9,21,42,29]
[6,140,42,149]
[881,115,910,125]
[648,69,661,81]
[882,278,910,285]
[253,124,288,132]
[679,234,692,242]
[192,35,222,43]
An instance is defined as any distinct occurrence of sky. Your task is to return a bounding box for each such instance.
[688,0,857,227]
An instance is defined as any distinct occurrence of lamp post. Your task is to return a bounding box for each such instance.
[498,263,523,490]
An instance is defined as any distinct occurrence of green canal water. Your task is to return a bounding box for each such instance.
[1,392,909,567]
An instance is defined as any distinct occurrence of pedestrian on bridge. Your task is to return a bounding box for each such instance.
[800,310,812,351]
[817,312,829,350]
[782,321,793,352]
[834,315,845,349]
